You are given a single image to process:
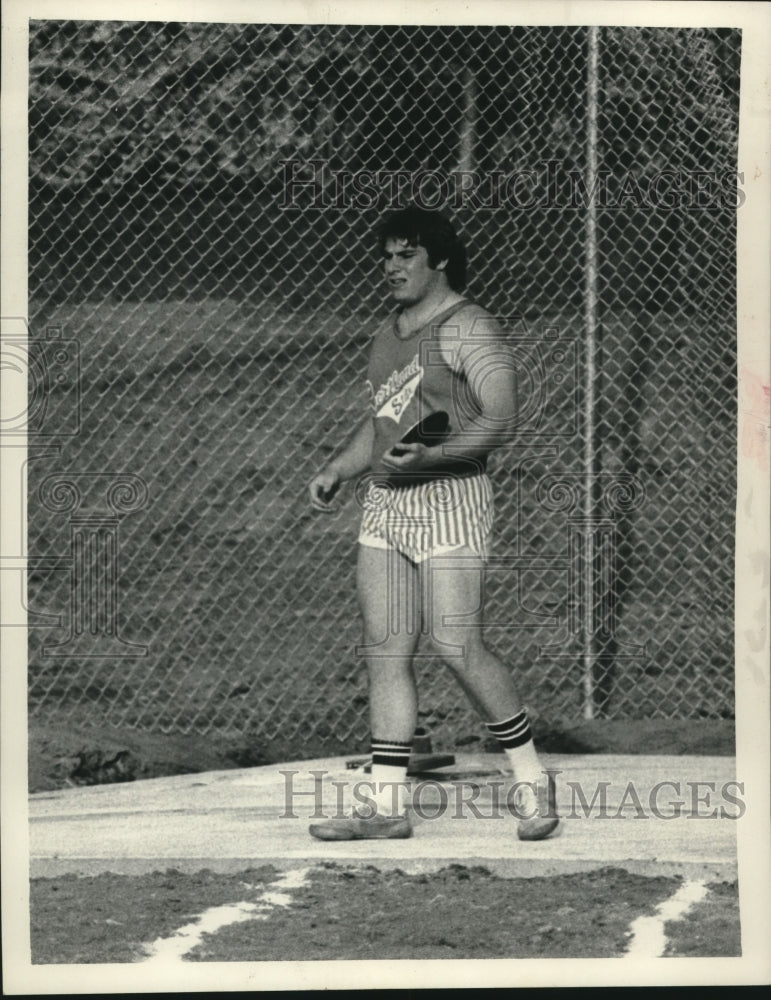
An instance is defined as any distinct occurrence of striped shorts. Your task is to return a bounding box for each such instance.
[358,473,494,564]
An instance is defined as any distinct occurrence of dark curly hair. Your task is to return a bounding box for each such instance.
[377,205,467,292]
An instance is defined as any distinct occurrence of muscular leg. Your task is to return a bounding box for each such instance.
[308,544,419,835]
[420,546,546,794]
[356,543,421,746]
[420,546,522,720]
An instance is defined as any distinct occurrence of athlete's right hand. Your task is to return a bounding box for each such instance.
[309,469,341,512]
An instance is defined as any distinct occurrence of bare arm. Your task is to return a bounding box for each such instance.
[440,324,517,462]
[382,311,517,473]
[309,417,374,511]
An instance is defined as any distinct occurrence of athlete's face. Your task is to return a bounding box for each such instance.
[382,238,446,305]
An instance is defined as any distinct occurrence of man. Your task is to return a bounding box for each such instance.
[308,205,558,841]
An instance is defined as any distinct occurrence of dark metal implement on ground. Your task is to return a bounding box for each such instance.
[346,728,507,780]
[345,753,510,781]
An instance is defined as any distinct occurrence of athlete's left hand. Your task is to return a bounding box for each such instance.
[381,442,440,470]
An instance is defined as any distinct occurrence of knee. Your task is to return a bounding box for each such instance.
[426,628,484,667]
[359,626,417,662]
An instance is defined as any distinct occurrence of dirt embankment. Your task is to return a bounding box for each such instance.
[28,718,736,793]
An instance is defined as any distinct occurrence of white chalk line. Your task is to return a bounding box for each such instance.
[140,867,310,964]
[624,879,709,958]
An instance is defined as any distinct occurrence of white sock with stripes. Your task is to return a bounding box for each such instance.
[370,739,411,815]
[486,710,543,787]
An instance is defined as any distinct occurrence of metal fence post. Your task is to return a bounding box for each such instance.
[458,65,476,173]
[583,26,600,720]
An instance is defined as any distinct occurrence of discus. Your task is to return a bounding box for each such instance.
[390,410,450,456]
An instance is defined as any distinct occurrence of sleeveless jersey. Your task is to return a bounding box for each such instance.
[366,300,487,486]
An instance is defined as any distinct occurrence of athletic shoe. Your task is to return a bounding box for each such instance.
[309,807,413,841]
[515,771,560,841]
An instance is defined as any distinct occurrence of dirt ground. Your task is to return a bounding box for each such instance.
[29,863,740,964]
[27,717,736,793]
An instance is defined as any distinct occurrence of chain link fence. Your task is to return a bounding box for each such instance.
[24,22,739,756]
